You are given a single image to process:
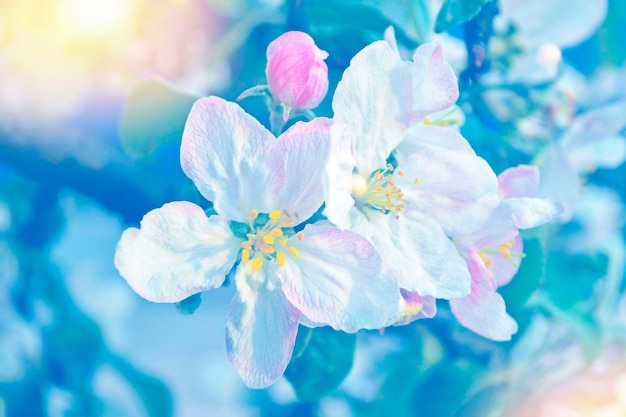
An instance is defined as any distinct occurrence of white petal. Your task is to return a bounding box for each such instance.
[114,202,241,302]
[500,0,607,48]
[226,265,300,388]
[277,224,398,333]
[503,197,564,229]
[332,41,411,173]
[274,118,331,223]
[395,125,499,236]
[535,143,581,221]
[561,99,626,149]
[365,214,471,299]
[180,96,281,221]
[323,122,357,229]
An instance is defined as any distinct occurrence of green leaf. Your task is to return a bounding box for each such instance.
[284,326,356,401]
[120,79,199,159]
[434,0,490,33]
[544,251,609,311]
[499,232,547,314]
[175,293,202,315]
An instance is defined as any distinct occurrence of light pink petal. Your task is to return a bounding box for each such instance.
[450,252,518,341]
[408,43,459,123]
[498,165,540,199]
[277,224,398,332]
[383,25,399,53]
[395,125,499,236]
[114,202,241,303]
[566,135,626,172]
[332,41,412,173]
[266,31,329,110]
[364,214,471,299]
[180,96,281,221]
[491,234,524,287]
[274,118,331,223]
[226,265,300,388]
[392,290,437,326]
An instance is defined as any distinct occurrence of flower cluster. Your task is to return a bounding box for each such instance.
[114,31,562,388]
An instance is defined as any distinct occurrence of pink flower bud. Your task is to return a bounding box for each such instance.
[265,31,329,111]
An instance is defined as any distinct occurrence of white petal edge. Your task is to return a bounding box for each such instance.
[277,224,399,333]
[114,202,241,303]
[226,264,300,388]
[180,96,281,221]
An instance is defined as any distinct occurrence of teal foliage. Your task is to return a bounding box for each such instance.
[435,0,491,33]
[284,326,356,401]
[120,79,199,159]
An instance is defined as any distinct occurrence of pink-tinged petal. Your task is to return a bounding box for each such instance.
[274,118,331,223]
[498,165,540,199]
[408,43,459,123]
[503,197,564,229]
[114,202,241,303]
[364,213,471,299]
[180,96,281,221]
[226,265,300,389]
[266,31,329,110]
[392,289,437,326]
[395,125,499,236]
[332,41,411,173]
[450,252,518,341]
[323,122,357,230]
[490,235,524,287]
[277,224,398,333]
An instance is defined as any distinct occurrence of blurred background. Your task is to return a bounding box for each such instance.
[1,0,626,416]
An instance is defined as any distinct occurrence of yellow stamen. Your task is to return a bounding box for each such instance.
[289,246,300,259]
[269,210,282,220]
[270,228,283,237]
[276,252,286,267]
[251,257,263,271]
[241,249,250,263]
[414,178,420,184]
[279,237,288,246]
[424,117,432,125]
[248,209,259,219]
[263,235,274,245]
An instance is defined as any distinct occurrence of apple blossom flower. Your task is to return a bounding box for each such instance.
[325,40,499,303]
[114,96,398,388]
[265,31,329,115]
[449,165,563,341]
[535,99,626,221]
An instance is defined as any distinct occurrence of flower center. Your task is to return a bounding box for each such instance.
[477,239,525,271]
[239,209,303,271]
[351,163,410,218]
